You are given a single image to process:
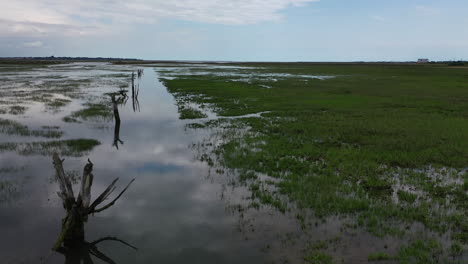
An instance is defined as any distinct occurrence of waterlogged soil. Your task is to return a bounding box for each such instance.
[1,62,467,264]
[0,63,293,264]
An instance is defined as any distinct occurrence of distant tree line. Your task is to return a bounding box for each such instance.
[0,56,141,64]
[446,61,466,66]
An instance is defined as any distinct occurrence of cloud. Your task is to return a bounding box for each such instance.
[22,41,43,47]
[0,0,320,56]
[0,0,319,26]
[0,19,109,39]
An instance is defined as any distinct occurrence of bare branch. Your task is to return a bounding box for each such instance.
[102,186,117,202]
[91,236,138,251]
[87,178,119,213]
[89,179,135,214]
[89,248,117,264]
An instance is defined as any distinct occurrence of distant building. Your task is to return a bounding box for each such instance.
[417,59,429,64]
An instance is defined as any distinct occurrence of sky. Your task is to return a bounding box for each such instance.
[0,0,467,61]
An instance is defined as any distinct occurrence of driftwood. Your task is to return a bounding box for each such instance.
[52,153,135,250]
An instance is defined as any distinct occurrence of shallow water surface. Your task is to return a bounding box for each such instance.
[0,64,274,263]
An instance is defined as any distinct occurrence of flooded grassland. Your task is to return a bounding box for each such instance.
[159,62,468,263]
[0,62,467,263]
[0,63,277,264]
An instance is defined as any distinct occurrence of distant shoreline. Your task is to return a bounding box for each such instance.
[0,57,465,65]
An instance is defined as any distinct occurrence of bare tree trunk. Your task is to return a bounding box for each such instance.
[111,95,123,149]
[131,71,140,112]
[52,153,134,250]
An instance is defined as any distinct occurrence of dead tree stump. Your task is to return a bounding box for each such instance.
[52,153,135,250]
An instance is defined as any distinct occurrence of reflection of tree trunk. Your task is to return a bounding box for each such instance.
[132,83,140,112]
[137,69,143,79]
[132,82,135,112]
[111,95,123,149]
[56,237,137,264]
[52,153,134,251]
[131,70,141,112]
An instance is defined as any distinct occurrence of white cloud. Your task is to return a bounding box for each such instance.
[0,16,116,39]
[0,0,319,26]
[0,0,320,55]
[22,41,43,47]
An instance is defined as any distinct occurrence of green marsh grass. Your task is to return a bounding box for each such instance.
[164,63,468,260]
[368,252,393,261]
[63,102,113,122]
[179,106,207,119]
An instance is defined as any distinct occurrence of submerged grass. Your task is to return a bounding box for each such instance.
[304,251,333,264]
[0,118,63,138]
[8,105,27,115]
[164,63,468,261]
[46,98,71,110]
[179,106,207,119]
[0,64,125,160]
[0,139,100,157]
[368,252,393,261]
[63,102,113,122]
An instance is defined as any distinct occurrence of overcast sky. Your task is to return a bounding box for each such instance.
[0,0,467,61]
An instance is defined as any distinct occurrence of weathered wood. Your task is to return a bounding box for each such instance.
[53,153,75,209]
[89,179,135,214]
[52,153,135,251]
[77,159,94,209]
[53,206,85,250]
[87,178,119,213]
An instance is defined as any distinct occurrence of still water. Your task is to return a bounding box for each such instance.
[0,64,283,263]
